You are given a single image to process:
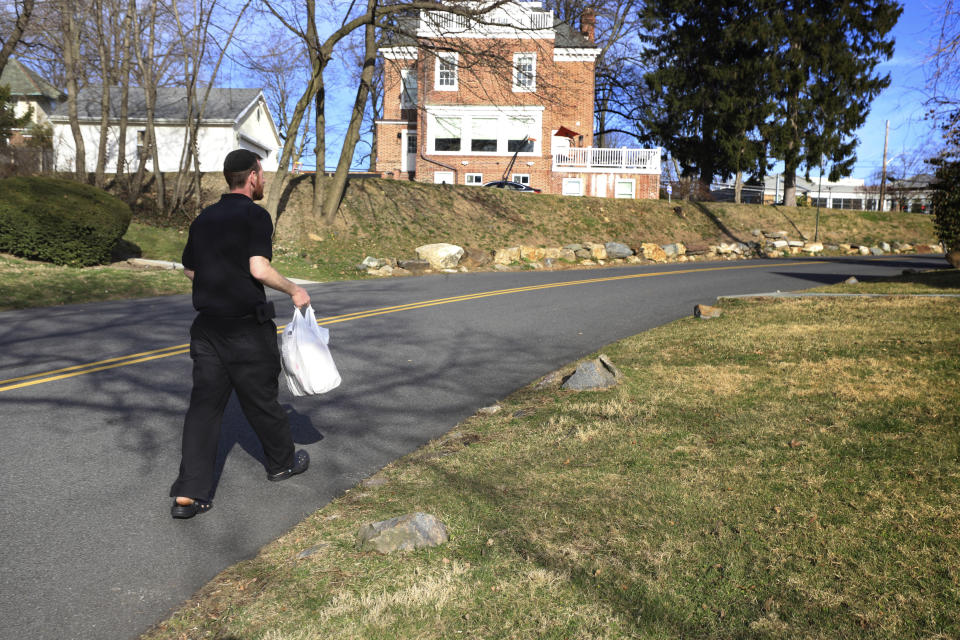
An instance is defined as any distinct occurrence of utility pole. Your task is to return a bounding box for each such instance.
[878,119,889,211]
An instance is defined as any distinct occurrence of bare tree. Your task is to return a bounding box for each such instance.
[58,0,86,181]
[929,0,960,117]
[0,0,34,76]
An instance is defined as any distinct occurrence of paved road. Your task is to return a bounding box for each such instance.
[0,255,945,639]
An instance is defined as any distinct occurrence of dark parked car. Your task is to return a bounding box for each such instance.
[482,180,541,193]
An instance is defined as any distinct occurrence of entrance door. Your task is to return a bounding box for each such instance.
[401,131,417,173]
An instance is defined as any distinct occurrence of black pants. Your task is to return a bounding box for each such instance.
[170,314,295,501]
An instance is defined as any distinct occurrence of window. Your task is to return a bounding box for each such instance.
[615,179,635,199]
[507,116,535,152]
[406,132,417,153]
[434,116,462,151]
[435,53,458,90]
[434,171,454,184]
[562,178,583,196]
[466,173,483,185]
[835,198,863,210]
[810,197,828,208]
[470,117,498,152]
[512,174,530,185]
[513,53,536,92]
[401,69,418,108]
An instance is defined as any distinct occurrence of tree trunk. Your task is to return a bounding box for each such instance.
[0,0,34,77]
[734,169,743,204]
[61,2,86,182]
[312,74,326,222]
[115,0,134,195]
[93,0,111,189]
[135,0,164,214]
[782,169,797,207]
[321,0,378,225]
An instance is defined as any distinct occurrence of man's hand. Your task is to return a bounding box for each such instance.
[292,286,310,309]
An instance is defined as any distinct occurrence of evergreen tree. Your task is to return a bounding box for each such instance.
[930,109,960,262]
[641,0,772,189]
[0,85,31,146]
[767,0,901,206]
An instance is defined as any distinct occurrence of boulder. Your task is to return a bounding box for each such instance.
[838,244,851,252]
[641,243,667,263]
[764,230,788,239]
[899,243,914,251]
[416,243,464,270]
[579,259,597,266]
[870,246,885,256]
[494,247,521,265]
[564,243,584,252]
[461,247,492,269]
[543,257,558,269]
[544,247,561,260]
[360,256,385,270]
[788,240,804,248]
[604,241,634,259]
[391,267,412,277]
[802,242,824,253]
[844,276,859,284]
[369,265,394,277]
[575,248,591,259]
[771,239,789,249]
[752,229,763,237]
[626,255,643,264]
[694,304,722,319]
[561,355,621,391]
[558,248,577,262]
[880,242,892,253]
[356,513,449,554]
[914,244,936,254]
[586,243,608,260]
[521,246,546,261]
[684,243,710,256]
[398,260,431,274]
[662,243,681,257]
[859,246,871,255]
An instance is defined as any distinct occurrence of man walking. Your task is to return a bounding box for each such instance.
[170,149,310,519]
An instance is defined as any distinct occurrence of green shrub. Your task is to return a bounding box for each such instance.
[0,177,132,266]
[931,111,960,255]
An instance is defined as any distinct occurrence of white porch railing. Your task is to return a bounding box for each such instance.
[553,147,661,174]
[422,9,553,35]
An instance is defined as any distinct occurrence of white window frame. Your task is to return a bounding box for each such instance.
[425,106,542,156]
[512,173,530,185]
[513,52,536,92]
[465,173,483,185]
[614,179,636,199]
[434,171,454,184]
[562,178,584,197]
[400,69,418,108]
[435,52,458,91]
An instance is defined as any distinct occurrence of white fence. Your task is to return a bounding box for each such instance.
[553,147,661,174]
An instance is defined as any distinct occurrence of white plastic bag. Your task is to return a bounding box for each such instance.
[281,305,341,396]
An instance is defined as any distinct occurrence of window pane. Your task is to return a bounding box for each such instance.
[401,71,417,108]
[512,174,529,185]
[507,116,535,152]
[514,54,535,89]
[406,133,417,153]
[438,55,457,87]
[434,116,461,151]
[471,117,498,152]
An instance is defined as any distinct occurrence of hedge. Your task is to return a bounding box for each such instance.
[0,177,132,266]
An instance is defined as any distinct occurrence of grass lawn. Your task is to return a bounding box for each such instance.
[0,223,363,312]
[143,270,960,640]
[806,266,960,294]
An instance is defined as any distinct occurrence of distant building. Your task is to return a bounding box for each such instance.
[759,173,935,213]
[0,57,64,133]
[49,87,282,173]
[375,0,660,199]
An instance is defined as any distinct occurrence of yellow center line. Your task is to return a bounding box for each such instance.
[0,261,820,393]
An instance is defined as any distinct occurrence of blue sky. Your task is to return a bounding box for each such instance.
[842,0,944,182]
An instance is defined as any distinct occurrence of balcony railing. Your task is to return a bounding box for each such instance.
[421,9,553,35]
[553,147,661,174]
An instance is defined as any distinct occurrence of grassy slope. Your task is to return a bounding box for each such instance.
[272,176,940,262]
[143,270,960,640]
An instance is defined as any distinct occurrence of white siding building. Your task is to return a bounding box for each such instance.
[49,87,281,173]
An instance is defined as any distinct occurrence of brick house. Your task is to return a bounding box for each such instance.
[375,0,660,199]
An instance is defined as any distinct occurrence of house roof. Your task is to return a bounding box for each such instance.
[49,87,262,123]
[553,20,593,48]
[0,58,63,101]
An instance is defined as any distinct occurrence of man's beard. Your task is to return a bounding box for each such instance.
[252,177,264,201]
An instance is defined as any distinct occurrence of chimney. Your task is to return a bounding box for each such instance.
[580,9,595,43]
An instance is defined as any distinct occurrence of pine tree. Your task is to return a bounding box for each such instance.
[767,0,901,206]
[0,85,31,146]
[641,0,772,190]
[930,109,960,262]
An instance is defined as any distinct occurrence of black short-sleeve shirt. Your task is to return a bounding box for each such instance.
[181,193,274,317]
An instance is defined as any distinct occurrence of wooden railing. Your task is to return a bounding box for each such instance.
[553,147,661,173]
[422,9,553,34]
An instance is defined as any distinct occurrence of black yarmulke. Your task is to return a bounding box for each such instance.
[223,149,261,173]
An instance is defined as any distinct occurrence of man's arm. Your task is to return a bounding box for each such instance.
[249,255,310,308]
